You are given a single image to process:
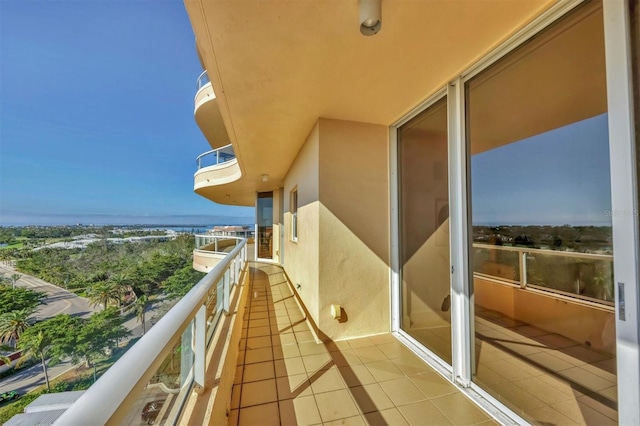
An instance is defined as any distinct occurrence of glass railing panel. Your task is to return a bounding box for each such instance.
[195,144,236,170]
[196,70,210,91]
[526,251,614,303]
[472,245,520,283]
[119,321,195,425]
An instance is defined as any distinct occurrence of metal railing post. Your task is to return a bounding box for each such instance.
[215,238,218,252]
[223,269,230,314]
[519,251,528,288]
[194,305,206,389]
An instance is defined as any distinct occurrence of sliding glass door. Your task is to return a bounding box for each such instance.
[465,2,618,423]
[398,97,452,365]
[257,191,274,260]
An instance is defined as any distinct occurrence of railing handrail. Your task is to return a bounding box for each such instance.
[195,144,235,170]
[473,242,613,260]
[55,239,247,425]
[196,70,210,91]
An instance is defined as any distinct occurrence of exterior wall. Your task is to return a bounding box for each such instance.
[317,119,390,340]
[283,123,321,323]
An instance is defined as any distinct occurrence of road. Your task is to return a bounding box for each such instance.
[0,263,98,394]
[0,263,97,321]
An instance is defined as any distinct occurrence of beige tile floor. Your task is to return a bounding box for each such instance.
[229,263,496,426]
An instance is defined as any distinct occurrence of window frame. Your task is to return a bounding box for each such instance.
[291,188,298,242]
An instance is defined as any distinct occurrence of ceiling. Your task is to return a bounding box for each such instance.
[184,0,555,206]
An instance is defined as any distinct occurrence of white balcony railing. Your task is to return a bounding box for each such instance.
[195,234,245,253]
[195,144,235,170]
[196,70,210,92]
[56,239,248,425]
[473,243,614,306]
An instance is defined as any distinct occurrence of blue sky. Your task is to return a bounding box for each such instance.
[472,113,612,226]
[0,0,253,226]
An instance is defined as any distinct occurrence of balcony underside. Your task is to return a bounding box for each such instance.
[193,160,253,206]
[194,82,231,150]
[185,0,569,202]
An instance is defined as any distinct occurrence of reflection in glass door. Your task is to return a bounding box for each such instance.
[466,2,617,423]
[257,192,273,260]
[398,97,451,364]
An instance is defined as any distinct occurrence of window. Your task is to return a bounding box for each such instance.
[291,189,298,241]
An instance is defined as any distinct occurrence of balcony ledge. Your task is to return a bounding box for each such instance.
[194,80,231,150]
[194,159,242,192]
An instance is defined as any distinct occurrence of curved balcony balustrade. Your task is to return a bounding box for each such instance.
[194,70,230,150]
[193,144,242,192]
[193,235,244,273]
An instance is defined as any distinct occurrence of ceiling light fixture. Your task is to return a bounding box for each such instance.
[360,0,382,36]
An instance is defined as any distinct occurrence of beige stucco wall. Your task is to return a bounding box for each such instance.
[282,119,390,340]
[317,119,390,340]
[283,123,320,322]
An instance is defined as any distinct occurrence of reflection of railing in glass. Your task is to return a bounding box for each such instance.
[195,144,236,170]
[473,243,614,305]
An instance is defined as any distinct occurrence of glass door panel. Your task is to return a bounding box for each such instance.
[257,192,273,260]
[399,97,451,364]
[466,1,617,423]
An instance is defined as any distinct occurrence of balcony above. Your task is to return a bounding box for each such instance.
[194,71,231,150]
[194,144,245,204]
[193,234,244,273]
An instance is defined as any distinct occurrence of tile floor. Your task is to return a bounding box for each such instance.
[229,263,496,426]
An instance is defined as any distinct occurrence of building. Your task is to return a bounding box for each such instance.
[56,1,639,425]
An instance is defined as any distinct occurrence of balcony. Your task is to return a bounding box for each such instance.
[194,71,231,150]
[193,234,247,273]
[53,255,496,426]
[49,243,616,425]
[193,144,242,197]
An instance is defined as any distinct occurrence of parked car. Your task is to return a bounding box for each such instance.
[141,399,165,424]
[0,391,20,404]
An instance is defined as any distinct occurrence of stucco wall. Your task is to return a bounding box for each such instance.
[283,123,320,323]
[317,118,390,339]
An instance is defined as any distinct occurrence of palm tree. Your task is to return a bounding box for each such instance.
[17,330,51,391]
[108,273,131,314]
[87,282,119,309]
[10,273,21,290]
[0,308,34,348]
[134,295,149,335]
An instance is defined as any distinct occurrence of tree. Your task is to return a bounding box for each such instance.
[162,265,205,300]
[134,295,149,335]
[108,273,132,314]
[87,282,120,309]
[71,308,131,369]
[10,273,21,289]
[17,330,51,391]
[15,316,80,393]
[0,287,45,315]
[0,308,35,348]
